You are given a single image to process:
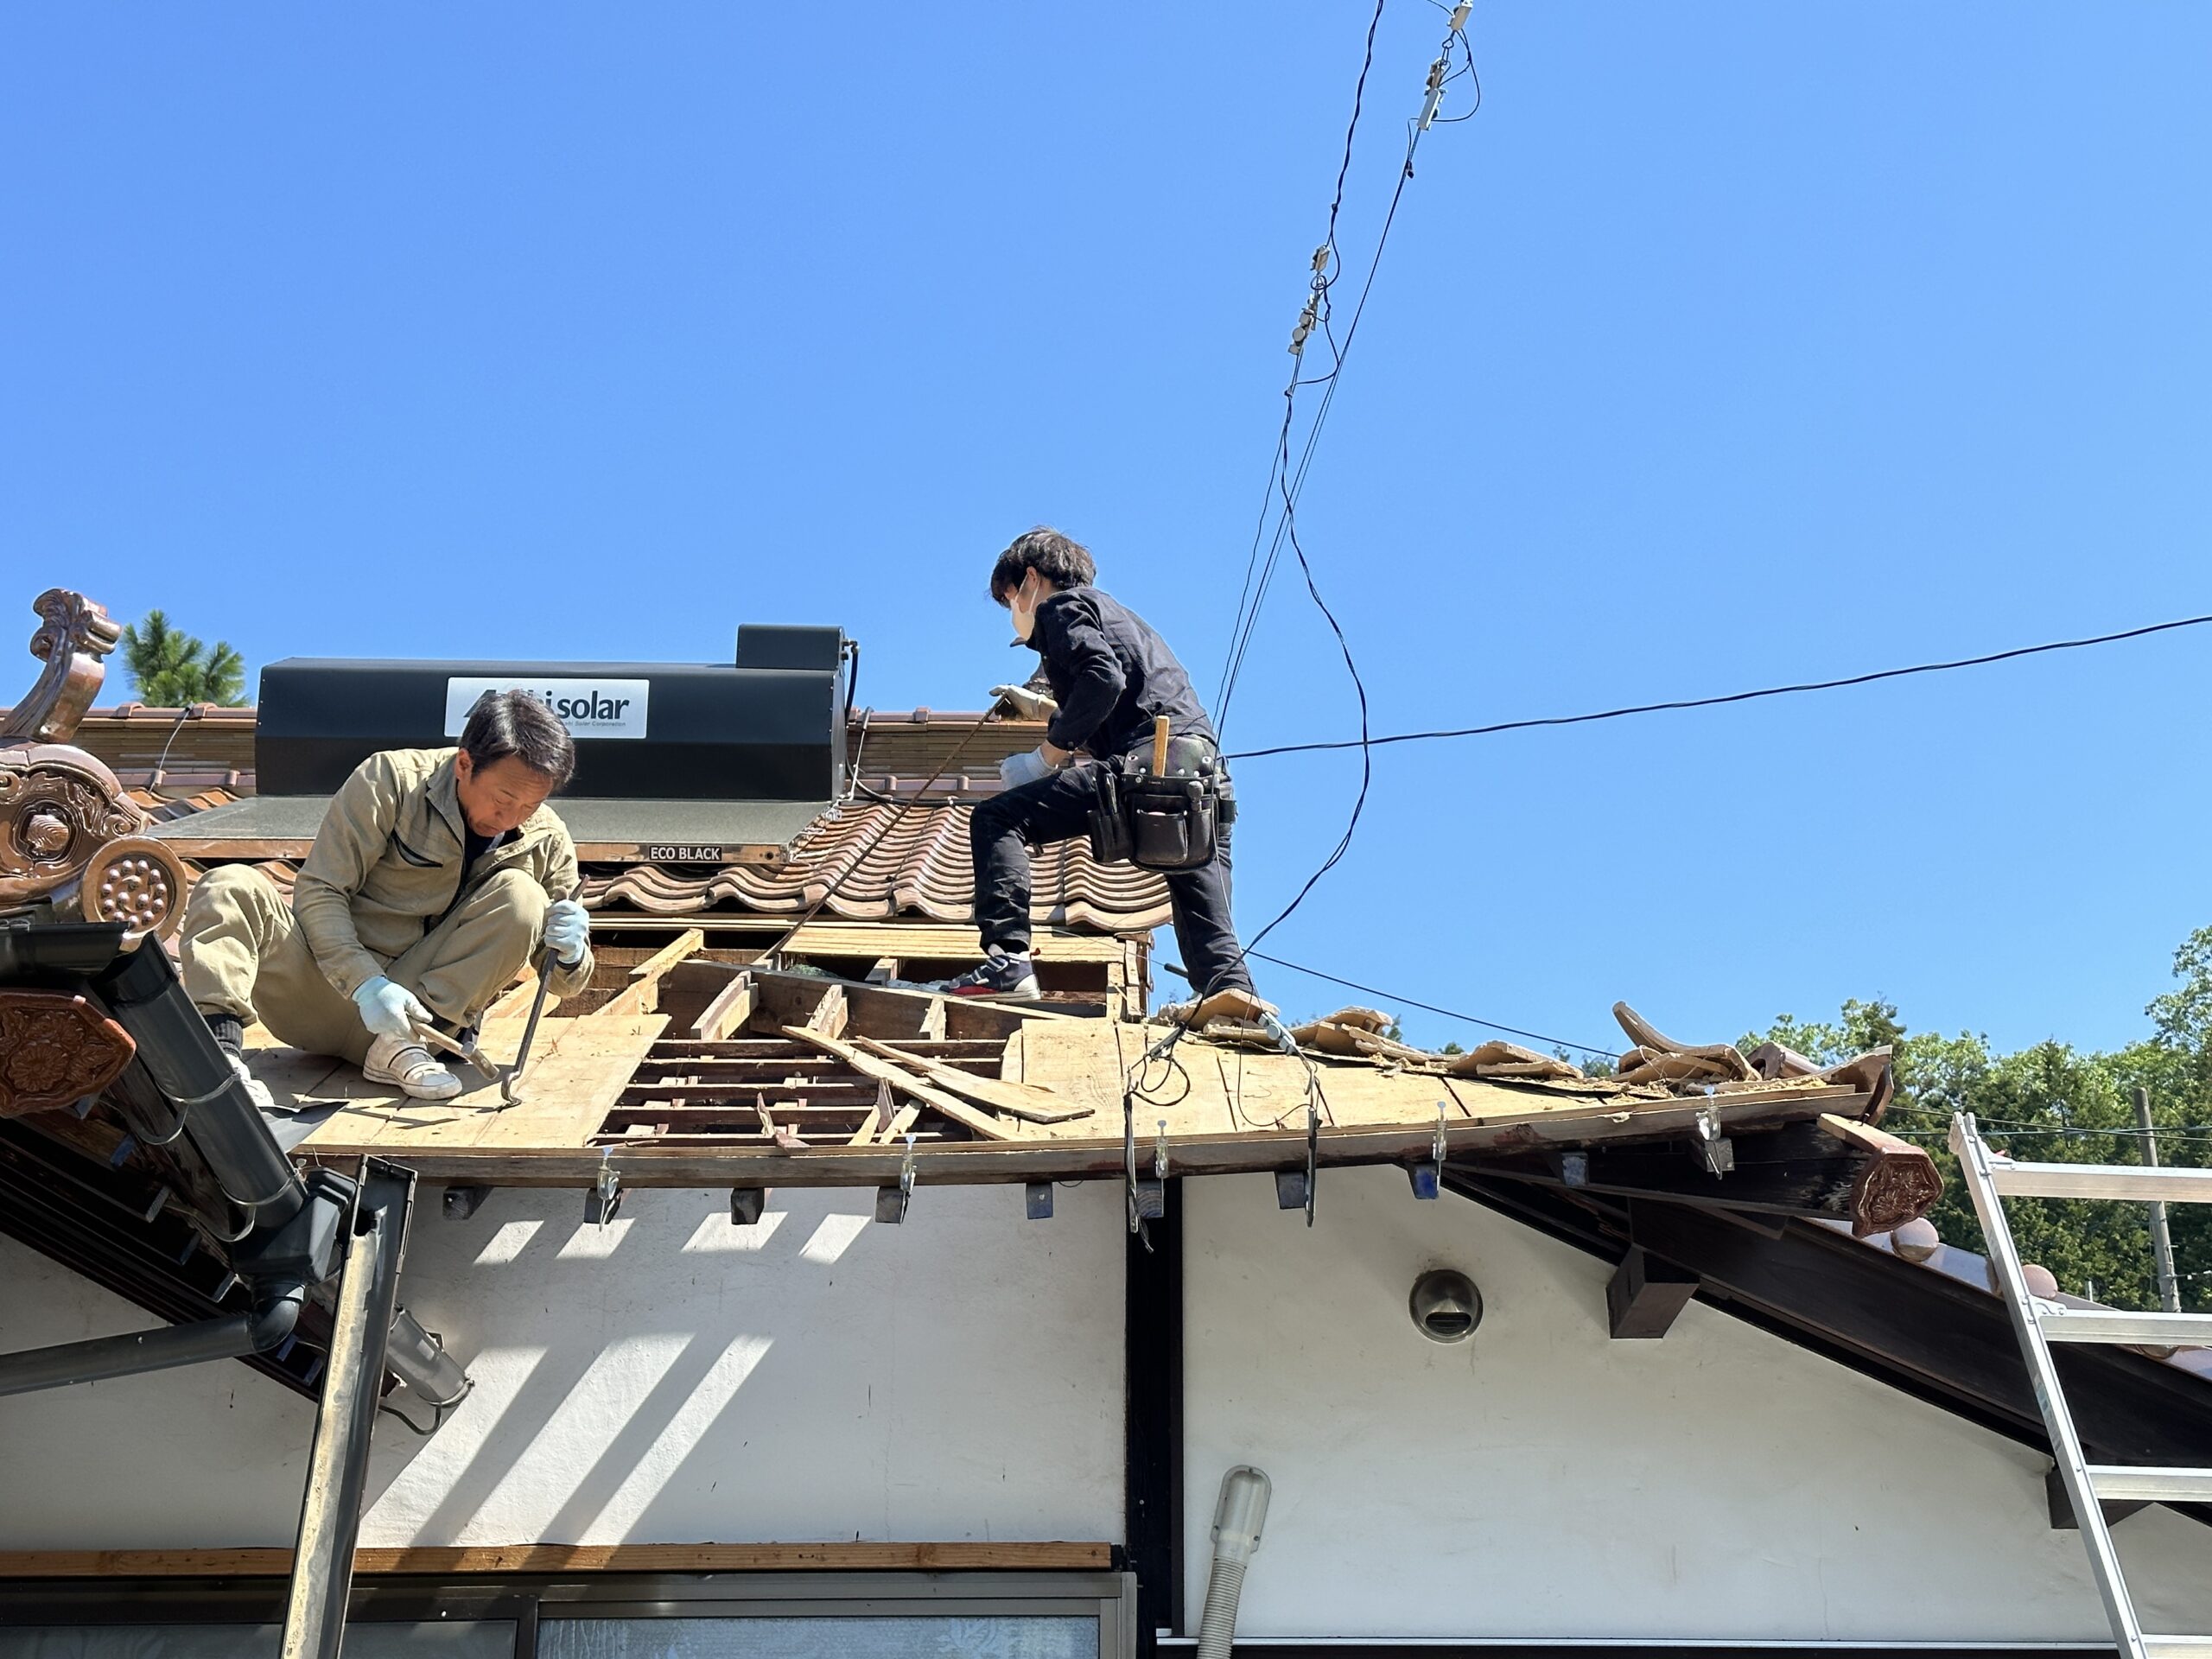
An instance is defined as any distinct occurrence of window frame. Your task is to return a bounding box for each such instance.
[0,1569,1139,1659]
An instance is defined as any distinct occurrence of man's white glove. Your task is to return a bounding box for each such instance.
[999,747,1058,790]
[353,976,433,1041]
[991,683,1058,721]
[543,898,591,965]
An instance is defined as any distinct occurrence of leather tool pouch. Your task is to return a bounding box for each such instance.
[1124,774,1218,871]
[1087,766,1135,865]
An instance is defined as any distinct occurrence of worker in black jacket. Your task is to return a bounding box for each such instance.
[935,527,1257,1002]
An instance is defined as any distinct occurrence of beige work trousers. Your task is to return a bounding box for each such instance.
[181,864,546,1064]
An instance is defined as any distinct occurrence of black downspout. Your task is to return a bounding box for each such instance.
[1127,1177,1185,1659]
[0,1285,304,1397]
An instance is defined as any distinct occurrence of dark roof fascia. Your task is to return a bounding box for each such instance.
[1446,1168,2212,1483]
[0,1116,322,1399]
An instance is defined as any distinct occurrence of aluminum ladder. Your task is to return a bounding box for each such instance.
[1951,1111,2212,1659]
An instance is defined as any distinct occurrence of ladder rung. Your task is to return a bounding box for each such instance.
[2086,1465,2212,1503]
[2037,1308,2212,1345]
[1988,1160,2212,1203]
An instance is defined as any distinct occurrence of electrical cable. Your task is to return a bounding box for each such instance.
[1217,1,1474,736]
[1241,950,1618,1058]
[1227,612,2212,761]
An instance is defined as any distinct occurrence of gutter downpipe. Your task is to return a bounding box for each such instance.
[0,1284,304,1397]
[282,1162,414,1659]
[1194,1466,1270,1659]
[95,939,308,1230]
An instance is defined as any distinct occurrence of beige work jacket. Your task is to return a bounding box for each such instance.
[291,747,594,1002]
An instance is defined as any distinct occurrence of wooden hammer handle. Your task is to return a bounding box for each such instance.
[1150,715,1171,775]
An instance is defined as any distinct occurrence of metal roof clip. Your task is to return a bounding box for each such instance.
[1694,1107,1734,1178]
[877,1134,918,1224]
[585,1149,623,1226]
[1409,1103,1446,1200]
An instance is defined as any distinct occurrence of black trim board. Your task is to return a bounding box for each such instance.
[1126,1176,1184,1654]
[1165,1645,2112,1659]
[1445,1170,2212,1477]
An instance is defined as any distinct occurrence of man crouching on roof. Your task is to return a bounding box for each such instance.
[932,526,1257,1006]
[178,690,595,1103]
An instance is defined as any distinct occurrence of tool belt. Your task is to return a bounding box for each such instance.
[1087,733,1235,873]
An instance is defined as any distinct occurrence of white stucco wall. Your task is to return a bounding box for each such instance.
[0,1181,1125,1548]
[15,1159,2212,1644]
[1182,1165,2212,1643]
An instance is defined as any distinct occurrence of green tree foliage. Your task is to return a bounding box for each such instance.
[1741,931,2212,1311]
[118,610,248,706]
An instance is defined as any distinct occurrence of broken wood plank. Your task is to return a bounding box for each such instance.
[849,1033,1092,1123]
[779,1025,1016,1141]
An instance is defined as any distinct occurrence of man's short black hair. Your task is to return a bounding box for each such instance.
[990,526,1098,604]
[459,690,577,789]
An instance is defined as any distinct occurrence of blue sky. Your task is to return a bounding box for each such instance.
[4,4,2206,1059]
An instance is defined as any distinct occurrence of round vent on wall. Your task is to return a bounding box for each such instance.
[1409,1268,1482,1343]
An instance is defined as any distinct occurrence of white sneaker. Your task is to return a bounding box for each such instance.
[219,1045,277,1114]
[362,1033,463,1101]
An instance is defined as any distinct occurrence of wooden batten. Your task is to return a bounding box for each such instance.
[780,1026,1017,1142]
[601,928,709,1018]
[0,1542,1115,1579]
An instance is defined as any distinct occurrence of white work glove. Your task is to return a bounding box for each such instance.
[999,747,1058,789]
[543,898,591,965]
[353,976,432,1042]
[991,683,1059,721]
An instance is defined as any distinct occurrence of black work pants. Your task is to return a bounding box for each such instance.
[969,765,1255,997]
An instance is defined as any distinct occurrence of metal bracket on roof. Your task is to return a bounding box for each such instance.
[1135,1118,1168,1224]
[585,1153,623,1226]
[1274,1168,1309,1211]
[1409,1103,1448,1200]
[875,1134,917,1224]
[1024,1181,1054,1220]
[1694,1106,1734,1178]
[729,1186,768,1226]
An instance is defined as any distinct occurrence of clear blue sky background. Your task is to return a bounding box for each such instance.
[5,4,2206,1059]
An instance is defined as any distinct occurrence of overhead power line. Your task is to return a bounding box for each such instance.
[1247,949,1618,1059]
[1226,611,2212,762]
[1212,1,1480,975]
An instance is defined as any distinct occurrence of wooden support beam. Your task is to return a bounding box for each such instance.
[747,973,849,1039]
[1605,1244,1700,1338]
[2045,1465,2149,1530]
[602,927,709,1018]
[689,971,756,1041]
[780,1026,1017,1141]
[0,1542,1115,1579]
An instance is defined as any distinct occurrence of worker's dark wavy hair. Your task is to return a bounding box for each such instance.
[989,526,1098,604]
[460,690,577,788]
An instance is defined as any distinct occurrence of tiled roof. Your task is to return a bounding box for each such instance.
[584,797,1170,932]
[118,711,1172,936]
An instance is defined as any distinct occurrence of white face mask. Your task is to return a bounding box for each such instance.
[1008,573,1043,643]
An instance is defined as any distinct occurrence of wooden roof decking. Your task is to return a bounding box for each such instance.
[276,936,1936,1235]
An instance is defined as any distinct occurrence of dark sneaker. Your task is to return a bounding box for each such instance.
[933,953,1042,1000]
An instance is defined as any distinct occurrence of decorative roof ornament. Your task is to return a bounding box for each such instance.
[0,588,181,941]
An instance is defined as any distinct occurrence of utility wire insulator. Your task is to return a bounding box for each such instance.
[1447,2,1471,29]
